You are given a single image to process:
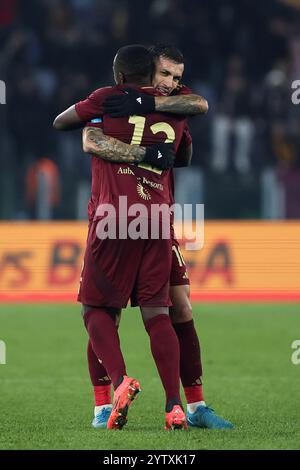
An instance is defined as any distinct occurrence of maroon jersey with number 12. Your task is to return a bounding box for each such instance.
[75,84,191,222]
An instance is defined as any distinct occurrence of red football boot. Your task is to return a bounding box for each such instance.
[107,376,141,430]
[165,405,188,430]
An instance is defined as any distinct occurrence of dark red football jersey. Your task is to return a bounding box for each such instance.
[75,85,191,221]
[167,85,193,218]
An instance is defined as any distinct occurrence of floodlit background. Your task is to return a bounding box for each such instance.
[0,0,300,451]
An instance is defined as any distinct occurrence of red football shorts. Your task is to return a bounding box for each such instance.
[170,226,190,287]
[78,219,172,308]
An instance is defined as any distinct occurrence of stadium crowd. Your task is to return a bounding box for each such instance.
[0,0,300,219]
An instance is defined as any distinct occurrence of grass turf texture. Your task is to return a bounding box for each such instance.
[0,303,299,450]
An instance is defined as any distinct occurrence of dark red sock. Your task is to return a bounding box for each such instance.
[145,314,181,410]
[84,308,126,389]
[87,340,111,386]
[87,340,112,405]
[184,385,204,404]
[173,320,204,402]
[93,385,111,406]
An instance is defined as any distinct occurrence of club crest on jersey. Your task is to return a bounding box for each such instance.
[137,182,151,200]
[136,97,142,104]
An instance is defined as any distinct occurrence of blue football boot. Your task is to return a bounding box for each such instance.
[187,405,234,429]
[92,405,112,429]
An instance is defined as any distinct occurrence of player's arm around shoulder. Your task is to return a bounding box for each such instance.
[53,86,113,131]
[53,104,83,131]
[154,93,208,116]
[155,84,208,116]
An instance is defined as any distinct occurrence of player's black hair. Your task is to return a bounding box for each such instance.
[113,45,153,85]
[148,44,184,64]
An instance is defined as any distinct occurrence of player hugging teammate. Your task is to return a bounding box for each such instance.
[54,44,233,431]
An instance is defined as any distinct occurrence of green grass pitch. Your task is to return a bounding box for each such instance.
[0,303,299,450]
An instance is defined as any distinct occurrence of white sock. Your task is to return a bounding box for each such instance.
[94,404,112,416]
[187,400,206,414]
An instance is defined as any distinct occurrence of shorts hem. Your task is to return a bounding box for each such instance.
[78,296,127,309]
[170,280,190,287]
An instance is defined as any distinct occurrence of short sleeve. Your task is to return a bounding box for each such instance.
[75,87,113,122]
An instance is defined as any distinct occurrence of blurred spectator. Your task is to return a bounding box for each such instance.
[211,55,254,173]
[26,158,60,220]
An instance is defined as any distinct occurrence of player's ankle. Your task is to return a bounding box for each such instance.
[187,400,206,414]
[165,398,183,412]
[94,404,112,416]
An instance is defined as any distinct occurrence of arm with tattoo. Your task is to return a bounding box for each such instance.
[154,94,208,115]
[103,88,208,117]
[82,126,146,163]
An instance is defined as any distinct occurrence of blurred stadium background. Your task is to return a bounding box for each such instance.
[1,0,300,451]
